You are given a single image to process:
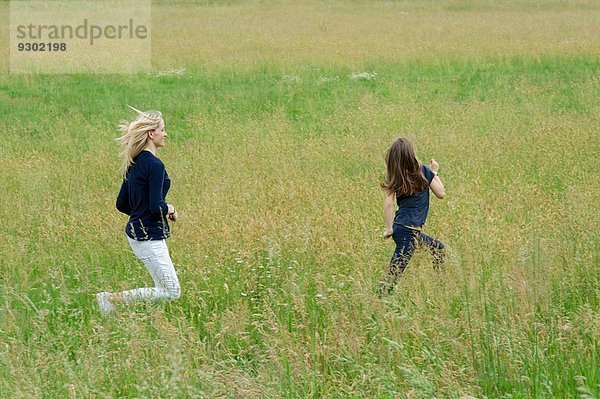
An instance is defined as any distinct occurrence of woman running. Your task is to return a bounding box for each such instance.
[96,106,180,315]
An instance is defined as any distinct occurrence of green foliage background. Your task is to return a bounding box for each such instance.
[0,1,598,398]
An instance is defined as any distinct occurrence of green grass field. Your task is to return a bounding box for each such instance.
[1,1,599,398]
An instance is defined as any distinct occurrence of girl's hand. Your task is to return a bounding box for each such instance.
[168,210,178,222]
[167,204,175,214]
[429,158,439,173]
[383,228,393,239]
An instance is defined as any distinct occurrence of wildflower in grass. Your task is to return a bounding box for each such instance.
[317,76,339,84]
[281,74,300,83]
[156,68,186,77]
[350,72,377,80]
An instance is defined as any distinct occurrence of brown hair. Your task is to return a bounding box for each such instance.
[382,137,428,196]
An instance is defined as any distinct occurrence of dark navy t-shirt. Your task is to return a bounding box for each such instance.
[393,164,436,228]
[116,150,171,240]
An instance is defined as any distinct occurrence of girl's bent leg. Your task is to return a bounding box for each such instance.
[417,232,445,271]
[379,227,417,294]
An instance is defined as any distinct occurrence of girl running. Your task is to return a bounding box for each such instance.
[96,107,181,315]
[380,137,446,294]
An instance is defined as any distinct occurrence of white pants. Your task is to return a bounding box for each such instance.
[119,236,181,302]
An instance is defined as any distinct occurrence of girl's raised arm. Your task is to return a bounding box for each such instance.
[430,176,445,199]
[429,158,445,199]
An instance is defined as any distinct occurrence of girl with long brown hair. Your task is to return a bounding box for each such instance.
[380,137,446,294]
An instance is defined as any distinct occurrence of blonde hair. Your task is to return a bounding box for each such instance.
[116,106,163,177]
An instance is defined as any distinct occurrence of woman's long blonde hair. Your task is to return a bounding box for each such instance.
[116,106,163,177]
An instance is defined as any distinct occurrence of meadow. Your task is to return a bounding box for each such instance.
[0,1,599,397]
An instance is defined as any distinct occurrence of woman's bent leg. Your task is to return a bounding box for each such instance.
[119,237,181,303]
[143,240,180,300]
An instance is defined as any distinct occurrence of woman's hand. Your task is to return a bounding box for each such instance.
[383,228,393,239]
[429,158,439,173]
[167,204,177,221]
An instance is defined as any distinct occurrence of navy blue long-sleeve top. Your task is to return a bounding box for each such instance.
[116,150,171,240]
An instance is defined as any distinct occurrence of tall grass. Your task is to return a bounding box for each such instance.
[1,1,598,398]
